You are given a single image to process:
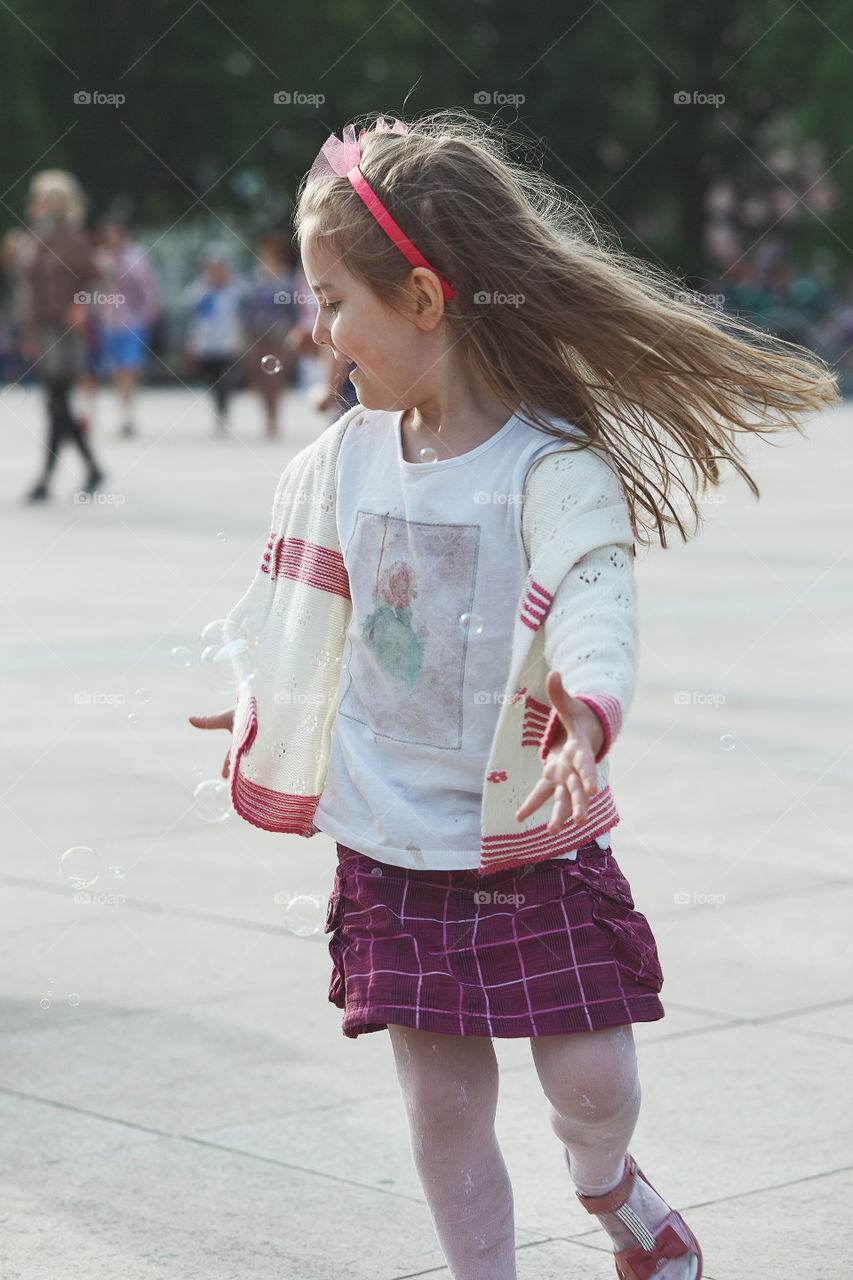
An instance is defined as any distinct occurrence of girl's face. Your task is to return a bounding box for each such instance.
[301,230,426,411]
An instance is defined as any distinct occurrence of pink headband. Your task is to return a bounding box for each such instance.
[306,117,455,302]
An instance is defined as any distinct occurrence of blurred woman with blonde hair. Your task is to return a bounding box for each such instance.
[17,168,105,502]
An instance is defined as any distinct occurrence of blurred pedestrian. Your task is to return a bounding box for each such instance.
[0,228,29,382]
[239,229,309,438]
[179,247,243,434]
[94,214,161,438]
[16,170,104,502]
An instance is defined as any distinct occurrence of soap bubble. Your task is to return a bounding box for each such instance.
[60,845,99,890]
[169,646,192,668]
[67,993,80,1007]
[200,636,256,693]
[127,712,138,726]
[193,779,232,823]
[134,688,149,704]
[200,618,227,649]
[419,447,438,464]
[720,734,736,751]
[285,894,326,936]
[261,354,283,375]
[108,865,125,879]
[199,618,256,692]
[39,997,50,1010]
[216,532,226,540]
[459,612,484,637]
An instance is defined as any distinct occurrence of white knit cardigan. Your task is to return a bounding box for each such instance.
[225,405,637,874]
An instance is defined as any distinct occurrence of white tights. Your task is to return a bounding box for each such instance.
[388,1023,644,1280]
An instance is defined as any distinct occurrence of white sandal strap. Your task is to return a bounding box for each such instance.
[615,1201,657,1252]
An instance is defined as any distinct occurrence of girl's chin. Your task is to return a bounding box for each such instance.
[348,374,401,414]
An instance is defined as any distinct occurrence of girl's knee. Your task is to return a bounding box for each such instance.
[532,1026,640,1123]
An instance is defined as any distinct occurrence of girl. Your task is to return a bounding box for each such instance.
[190,112,839,1280]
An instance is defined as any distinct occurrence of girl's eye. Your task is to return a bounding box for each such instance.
[322,301,339,312]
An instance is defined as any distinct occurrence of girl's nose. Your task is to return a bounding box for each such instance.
[312,311,327,347]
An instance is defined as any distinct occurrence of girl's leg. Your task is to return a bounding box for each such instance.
[531,1025,696,1279]
[387,1024,517,1280]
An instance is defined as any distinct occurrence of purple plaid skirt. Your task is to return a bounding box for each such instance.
[325,840,665,1039]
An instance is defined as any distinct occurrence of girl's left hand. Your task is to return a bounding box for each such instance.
[515,671,603,836]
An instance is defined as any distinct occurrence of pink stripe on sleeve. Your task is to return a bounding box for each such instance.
[272,537,351,599]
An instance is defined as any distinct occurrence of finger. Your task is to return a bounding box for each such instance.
[516,777,555,821]
[547,774,589,836]
[545,784,571,836]
[578,754,598,798]
[188,711,232,730]
[545,670,576,727]
[221,750,230,780]
[564,770,590,826]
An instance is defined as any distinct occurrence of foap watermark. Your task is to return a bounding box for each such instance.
[474,91,526,107]
[274,690,325,705]
[73,490,125,506]
[473,490,522,505]
[474,290,525,308]
[473,690,515,706]
[674,690,726,707]
[673,290,726,310]
[474,890,526,905]
[73,291,125,307]
[74,890,126,906]
[673,90,725,109]
[673,890,726,908]
[274,289,314,306]
[273,90,325,106]
[73,90,125,107]
[74,691,126,706]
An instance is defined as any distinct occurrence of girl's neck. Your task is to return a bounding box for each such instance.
[401,386,516,458]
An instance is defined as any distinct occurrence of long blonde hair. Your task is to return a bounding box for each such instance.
[294,110,841,549]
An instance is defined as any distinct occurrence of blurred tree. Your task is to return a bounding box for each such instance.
[0,0,849,288]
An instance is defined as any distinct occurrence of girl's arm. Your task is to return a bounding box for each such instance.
[517,449,637,833]
[187,446,312,766]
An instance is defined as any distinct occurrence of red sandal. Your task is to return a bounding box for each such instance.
[575,1153,703,1280]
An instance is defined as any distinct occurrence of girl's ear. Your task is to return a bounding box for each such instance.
[408,266,445,331]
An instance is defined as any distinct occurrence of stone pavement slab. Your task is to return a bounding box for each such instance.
[1,385,851,1278]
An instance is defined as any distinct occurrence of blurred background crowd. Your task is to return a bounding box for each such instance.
[2,0,852,500]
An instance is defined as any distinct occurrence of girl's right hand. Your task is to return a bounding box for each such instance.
[188,708,235,779]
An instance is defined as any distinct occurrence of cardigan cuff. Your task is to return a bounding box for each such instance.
[537,694,622,765]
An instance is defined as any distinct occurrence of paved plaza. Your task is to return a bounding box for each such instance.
[1,382,851,1278]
